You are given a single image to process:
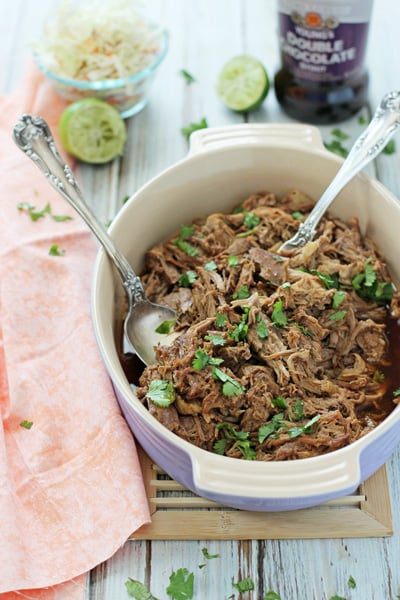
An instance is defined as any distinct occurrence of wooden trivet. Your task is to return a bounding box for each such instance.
[130,446,393,540]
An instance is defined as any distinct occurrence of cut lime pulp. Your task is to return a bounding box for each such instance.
[216,55,270,112]
[59,98,127,164]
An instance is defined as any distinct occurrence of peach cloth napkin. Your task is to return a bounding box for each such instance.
[0,65,150,598]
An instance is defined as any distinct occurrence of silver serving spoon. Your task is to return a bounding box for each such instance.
[279,90,400,254]
[13,114,177,366]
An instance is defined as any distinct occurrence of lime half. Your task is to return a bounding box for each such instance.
[59,98,127,164]
[217,55,269,112]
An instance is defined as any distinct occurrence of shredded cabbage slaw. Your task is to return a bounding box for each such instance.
[33,0,164,81]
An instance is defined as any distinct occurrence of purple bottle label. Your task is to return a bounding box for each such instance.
[278,1,373,83]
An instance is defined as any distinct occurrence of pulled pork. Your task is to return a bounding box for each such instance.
[135,191,400,461]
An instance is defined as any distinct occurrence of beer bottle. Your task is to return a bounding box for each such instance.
[274,0,374,124]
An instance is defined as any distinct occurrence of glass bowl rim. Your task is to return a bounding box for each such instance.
[34,28,168,91]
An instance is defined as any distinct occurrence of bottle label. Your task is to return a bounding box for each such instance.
[277,0,373,83]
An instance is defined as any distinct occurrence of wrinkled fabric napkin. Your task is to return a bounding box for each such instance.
[0,65,150,598]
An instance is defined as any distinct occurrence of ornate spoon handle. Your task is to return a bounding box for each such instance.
[279,90,400,253]
[13,114,145,302]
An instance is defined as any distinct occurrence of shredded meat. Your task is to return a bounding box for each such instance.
[133,191,400,461]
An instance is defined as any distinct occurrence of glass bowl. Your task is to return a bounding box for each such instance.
[34,29,168,119]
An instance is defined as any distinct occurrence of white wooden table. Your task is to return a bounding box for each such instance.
[2,1,400,598]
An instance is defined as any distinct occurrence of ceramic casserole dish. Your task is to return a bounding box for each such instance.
[91,123,400,511]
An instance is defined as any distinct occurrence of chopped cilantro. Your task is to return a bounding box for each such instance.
[20,420,33,429]
[328,310,347,321]
[17,201,72,222]
[331,127,350,141]
[227,255,239,267]
[291,398,304,421]
[271,299,288,327]
[293,322,313,337]
[215,312,228,327]
[233,577,255,592]
[243,211,261,229]
[228,311,249,342]
[180,68,196,84]
[173,225,199,257]
[264,592,282,600]
[232,285,250,299]
[347,575,356,589]
[394,388,400,397]
[358,114,368,125]
[213,438,228,455]
[179,270,198,287]
[181,117,208,141]
[288,414,320,439]
[48,244,65,256]
[258,414,285,443]
[373,370,385,383]
[257,319,269,339]
[204,260,218,271]
[211,367,245,396]
[351,259,394,302]
[201,547,219,560]
[204,333,226,346]
[383,139,396,155]
[166,568,194,600]
[125,577,159,599]
[192,348,223,370]
[329,596,347,600]
[332,290,346,308]
[324,139,348,158]
[271,396,288,410]
[155,319,176,334]
[291,211,304,220]
[311,269,339,289]
[146,380,175,407]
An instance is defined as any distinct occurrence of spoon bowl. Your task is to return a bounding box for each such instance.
[13,114,176,366]
[279,90,400,254]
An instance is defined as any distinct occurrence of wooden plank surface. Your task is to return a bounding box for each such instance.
[2,1,400,599]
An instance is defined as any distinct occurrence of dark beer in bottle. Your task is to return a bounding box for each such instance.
[274,0,374,124]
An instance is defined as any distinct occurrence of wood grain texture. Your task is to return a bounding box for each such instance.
[2,1,400,599]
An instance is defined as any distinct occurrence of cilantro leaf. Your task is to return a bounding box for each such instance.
[233,577,255,592]
[179,270,198,288]
[264,591,282,600]
[155,319,176,334]
[271,396,288,409]
[347,575,356,589]
[383,139,396,155]
[192,348,210,370]
[173,225,199,257]
[324,139,348,158]
[48,244,65,256]
[332,290,346,308]
[232,285,250,299]
[146,380,175,407]
[204,260,218,271]
[211,367,245,396]
[204,333,226,346]
[125,577,159,599]
[20,420,33,429]
[331,127,350,141]
[393,388,400,397]
[328,310,347,321]
[227,255,239,267]
[180,69,196,84]
[311,270,339,289]
[243,211,261,229]
[288,414,320,439]
[201,547,219,560]
[351,258,394,302]
[181,117,208,141]
[291,211,304,220]
[271,299,287,327]
[51,213,73,222]
[213,438,228,455]
[166,568,194,600]
[257,319,269,339]
[215,312,228,327]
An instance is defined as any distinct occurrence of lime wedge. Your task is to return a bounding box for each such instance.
[217,55,270,112]
[59,98,127,164]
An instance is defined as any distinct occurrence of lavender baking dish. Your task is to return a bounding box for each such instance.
[91,123,400,511]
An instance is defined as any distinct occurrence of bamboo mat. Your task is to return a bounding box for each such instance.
[130,447,393,540]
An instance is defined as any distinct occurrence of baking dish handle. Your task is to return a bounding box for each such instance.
[189,447,362,510]
[188,123,325,156]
